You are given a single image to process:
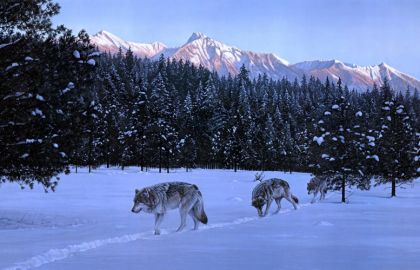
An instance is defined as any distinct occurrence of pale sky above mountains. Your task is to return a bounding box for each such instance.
[54,0,420,79]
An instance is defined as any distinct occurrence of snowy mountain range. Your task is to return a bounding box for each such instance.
[91,30,420,92]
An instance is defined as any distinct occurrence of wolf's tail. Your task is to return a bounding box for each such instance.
[193,188,208,224]
[291,194,299,204]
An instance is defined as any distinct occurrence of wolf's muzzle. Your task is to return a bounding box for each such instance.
[131,207,141,213]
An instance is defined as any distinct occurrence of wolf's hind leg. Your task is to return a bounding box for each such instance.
[177,206,189,232]
[154,213,164,235]
[188,209,199,230]
[274,198,282,214]
[285,195,298,210]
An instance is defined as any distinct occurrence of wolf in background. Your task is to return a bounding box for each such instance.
[307,176,328,203]
[252,177,299,217]
[131,182,208,235]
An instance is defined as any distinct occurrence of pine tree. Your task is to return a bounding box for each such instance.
[374,81,417,196]
[179,92,197,171]
[96,61,121,168]
[310,95,368,202]
[0,0,97,190]
[149,72,178,173]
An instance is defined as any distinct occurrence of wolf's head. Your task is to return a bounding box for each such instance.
[307,180,317,195]
[131,188,155,213]
[252,196,265,217]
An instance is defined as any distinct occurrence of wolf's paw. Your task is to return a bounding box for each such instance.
[154,230,161,235]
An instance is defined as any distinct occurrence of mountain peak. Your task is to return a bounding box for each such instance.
[97,30,110,35]
[187,32,207,43]
[91,30,166,58]
[95,30,119,39]
[379,62,389,68]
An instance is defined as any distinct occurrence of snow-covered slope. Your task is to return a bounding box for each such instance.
[90,31,420,92]
[159,32,298,80]
[90,30,166,58]
[292,60,420,91]
[1,167,420,270]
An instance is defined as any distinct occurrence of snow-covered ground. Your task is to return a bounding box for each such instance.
[1,167,420,270]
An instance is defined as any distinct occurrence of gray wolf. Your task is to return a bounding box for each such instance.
[252,178,299,217]
[131,182,208,235]
[307,176,328,203]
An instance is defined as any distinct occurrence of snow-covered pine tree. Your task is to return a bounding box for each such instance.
[208,85,229,168]
[0,0,97,190]
[132,80,148,171]
[80,99,102,173]
[149,72,179,173]
[179,92,197,171]
[194,79,215,165]
[264,114,277,170]
[374,81,418,196]
[310,94,368,203]
[95,60,121,168]
[117,49,140,170]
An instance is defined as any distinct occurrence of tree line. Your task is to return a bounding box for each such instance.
[1,0,419,199]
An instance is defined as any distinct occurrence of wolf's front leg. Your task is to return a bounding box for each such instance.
[177,207,188,232]
[154,213,164,235]
[274,198,282,214]
[263,199,273,217]
[321,189,327,200]
[311,191,318,204]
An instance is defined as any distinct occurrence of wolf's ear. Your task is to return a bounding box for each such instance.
[147,189,157,204]
[143,188,150,198]
[135,189,140,194]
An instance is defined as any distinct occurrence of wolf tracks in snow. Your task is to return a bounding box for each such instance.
[3,204,310,270]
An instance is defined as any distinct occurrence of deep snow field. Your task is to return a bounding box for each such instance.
[1,167,420,270]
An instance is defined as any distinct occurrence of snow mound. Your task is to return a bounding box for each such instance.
[227,196,243,202]
[315,221,334,227]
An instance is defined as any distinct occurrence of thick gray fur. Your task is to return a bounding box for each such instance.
[131,182,208,235]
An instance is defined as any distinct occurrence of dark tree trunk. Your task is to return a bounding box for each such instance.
[159,147,162,173]
[140,146,144,172]
[166,151,170,173]
[341,175,346,203]
[106,144,110,168]
[391,178,396,197]
[88,132,93,174]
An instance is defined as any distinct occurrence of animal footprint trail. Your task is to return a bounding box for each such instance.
[2,232,152,270]
[3,203,310,270]
[2,216,259,270]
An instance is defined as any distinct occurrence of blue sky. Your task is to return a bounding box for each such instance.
[54,0,420,78]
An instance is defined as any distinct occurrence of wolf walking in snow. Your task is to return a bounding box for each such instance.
[307,176,328,203]
[131,182,208,235]
[251,178,299,217]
